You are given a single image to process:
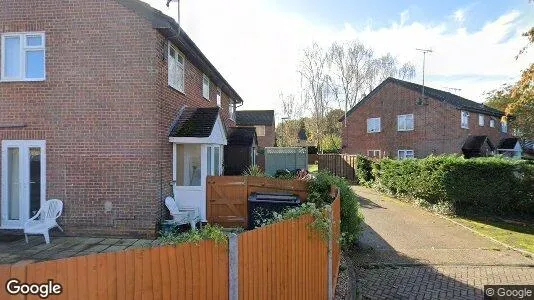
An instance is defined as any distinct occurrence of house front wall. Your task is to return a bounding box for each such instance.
[342,82,510,158]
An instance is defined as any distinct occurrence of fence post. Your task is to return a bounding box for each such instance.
[229,233,239,300]
[327,206,334,300]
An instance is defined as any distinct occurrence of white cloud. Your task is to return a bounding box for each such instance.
[142,1,534,110]
[453,9,466,23]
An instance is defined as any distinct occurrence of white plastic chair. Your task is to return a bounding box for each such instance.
[165,197,201,229]
[24,199,63,244]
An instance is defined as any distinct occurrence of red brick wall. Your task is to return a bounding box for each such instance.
[0,0,237,237]
[257,125,275,149]
[342,82,510,158]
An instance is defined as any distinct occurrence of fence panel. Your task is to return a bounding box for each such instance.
[331,188,341,290]
[318,154,359,182]
[264,147,308,176]
[238,214,328,300]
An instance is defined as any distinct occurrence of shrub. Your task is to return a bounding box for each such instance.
[375,155,534,216]
[243,165,266,177]
[307,172,364,247]
[355,155,375,185]
[158,224,228,245]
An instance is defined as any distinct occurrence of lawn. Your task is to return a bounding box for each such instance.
[452,216,534,254]
[308,164,318,174]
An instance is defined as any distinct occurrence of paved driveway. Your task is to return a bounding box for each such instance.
[350,186,534,299]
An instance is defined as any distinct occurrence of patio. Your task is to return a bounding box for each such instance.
[0,234,157,264]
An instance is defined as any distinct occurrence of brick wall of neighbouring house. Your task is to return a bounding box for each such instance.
[0,0,237,237]
[258,125,276,149]
[342,82,510,158]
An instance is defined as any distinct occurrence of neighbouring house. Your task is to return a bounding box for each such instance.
[462,136,495,158]
[235,110,276,149]
[0,0,244,237]
[497,137,522,159]
[224,127,258,175]
[340,77,512,159]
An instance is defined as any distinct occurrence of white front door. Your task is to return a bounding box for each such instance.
[1,140,46,229]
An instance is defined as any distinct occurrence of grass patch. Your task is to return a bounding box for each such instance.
[452,216,534,254]
[308,164,318,174]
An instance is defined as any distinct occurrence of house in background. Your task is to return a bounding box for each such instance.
[462,136,495,158]
[340,77,512,159]
[0,0,243,236]
[224,127,258,175]
[235,110,276,150]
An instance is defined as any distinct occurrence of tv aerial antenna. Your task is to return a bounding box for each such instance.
[416,48,433,98]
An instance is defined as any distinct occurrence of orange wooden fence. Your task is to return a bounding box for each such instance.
[207,176,308,228]
[318,154,359,182]
[1,186,341,300]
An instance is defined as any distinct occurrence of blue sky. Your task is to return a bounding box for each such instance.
[144,0,534,111]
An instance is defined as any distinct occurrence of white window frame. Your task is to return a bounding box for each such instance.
[367,150,381,158]
[397,114,414,131]
[367,117,381,133]
[501,121,508,133]
[216,88,222,107]
[1,32,46,82]
[478,114,485,126]
[202,74,210,100]
[167,43,185,93]
[229,101,235,121]
[398,149,414,160]
[460,111,469,129]
[489,119,495,128]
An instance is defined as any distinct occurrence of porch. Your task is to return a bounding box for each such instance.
[0,234,156,264]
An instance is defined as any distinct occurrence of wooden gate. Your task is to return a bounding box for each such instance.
[207,176,248,228]
[207,176,309,228]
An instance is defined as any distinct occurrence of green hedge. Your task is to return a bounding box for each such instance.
[374,155,534,216]
[307,172,364,247]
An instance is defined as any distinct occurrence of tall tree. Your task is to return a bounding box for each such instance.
[299,43,336,151]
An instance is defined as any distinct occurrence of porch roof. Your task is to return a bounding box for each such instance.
[169,107,220,138]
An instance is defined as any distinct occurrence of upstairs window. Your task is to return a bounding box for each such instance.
[398,150,414,160]
[216,88,222,107]
[479,114,485,126]
[229,102,235,120]
[461,111,469,129]
[168,43,184,92]
[397,114,414,131]
[367,117,381,133]
[1,32,46,81]
[255,125,266,137]
[367,150,381,158]
[490,119,495,128]
[501,121,508,133]
[202,74,210,100]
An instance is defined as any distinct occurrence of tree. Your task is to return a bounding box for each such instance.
[299,43,336,151]
[485,20,534,139]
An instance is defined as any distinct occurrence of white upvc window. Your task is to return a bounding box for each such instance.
[397,114,414,131]
[367,150,381,158]
[398,150,414,160]
[490,119,495,128]
[461,111,469,129]
[168,43,185,92]
[216,88,222,107]
[255,125,266,137]
[1,32,46,81]
[206,145,222,176]
[478,114,485,126]
[202,74,210,100]
[367,117,381,133]
[501,121,508,133]
[229,101,235,121]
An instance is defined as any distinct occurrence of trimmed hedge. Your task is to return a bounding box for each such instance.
[374,155,534,216]
[307,172,364,247]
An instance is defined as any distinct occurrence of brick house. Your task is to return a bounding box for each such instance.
[235,110,276,149]
[341,78,511,158]
[0,0,245,237]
